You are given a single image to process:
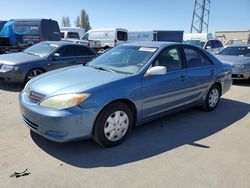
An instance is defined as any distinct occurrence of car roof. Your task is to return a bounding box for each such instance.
[41,41,86,47]
[121,42,180,48]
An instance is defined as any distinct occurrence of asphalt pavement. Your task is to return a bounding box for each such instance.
[0,81,249,188]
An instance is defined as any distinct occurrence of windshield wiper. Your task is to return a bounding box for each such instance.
[23,51,38,56]
[91,66,116,73]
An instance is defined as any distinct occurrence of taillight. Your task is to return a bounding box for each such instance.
[114,39,117,46]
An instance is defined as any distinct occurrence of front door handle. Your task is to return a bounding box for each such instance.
[210,70,215,76]
[180,75,185,81]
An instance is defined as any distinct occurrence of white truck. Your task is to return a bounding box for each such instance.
[60,27,101,50]
[60,27,85,39]
[128,30,184,43]
[82,28,128,49]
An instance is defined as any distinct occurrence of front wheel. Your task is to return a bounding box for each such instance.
[203,84,221,111]
[25,68,45,84]
[93,102,134,147]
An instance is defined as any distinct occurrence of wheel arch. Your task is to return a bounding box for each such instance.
[213,82,222,96]
[92,98,138,134]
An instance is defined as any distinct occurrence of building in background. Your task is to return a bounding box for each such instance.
[215,30,250,45]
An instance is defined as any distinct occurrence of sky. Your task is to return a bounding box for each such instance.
[0,0,249,33]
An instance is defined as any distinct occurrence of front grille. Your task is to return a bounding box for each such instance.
[27,91,45,103]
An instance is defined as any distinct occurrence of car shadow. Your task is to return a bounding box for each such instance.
[0,81,23,92]
[31,98,250,168]
[233,80,250,87]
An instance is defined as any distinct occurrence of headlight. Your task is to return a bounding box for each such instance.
[233,64,245,69]
[39,93,90,109]
[0,64,18,72]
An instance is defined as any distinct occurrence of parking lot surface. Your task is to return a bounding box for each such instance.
[0,81,249,188]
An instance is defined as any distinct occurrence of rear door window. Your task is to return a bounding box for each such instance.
[183,47,206,68]
[76,46,96,56]
[117,31,128,41]
[56,45,77,57]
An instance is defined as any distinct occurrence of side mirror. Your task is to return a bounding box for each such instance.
[145,66,167,77]
[205,46,211,50]
[52,53,60,60]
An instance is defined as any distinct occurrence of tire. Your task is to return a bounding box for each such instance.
[202,84,221,111]
[93,102,134,147]
[25,68,45,84]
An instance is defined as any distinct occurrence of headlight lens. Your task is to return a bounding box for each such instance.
[233,64,245,69]
[0,64,18,72]
[39,93,90,109]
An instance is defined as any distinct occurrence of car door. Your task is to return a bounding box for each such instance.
[49,45,79,69]
[182,46,215,102]
[141,46,190,119]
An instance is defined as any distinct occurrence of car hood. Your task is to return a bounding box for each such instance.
[0,52,43,65]
[27,66,128,96]
[216,55,250,65]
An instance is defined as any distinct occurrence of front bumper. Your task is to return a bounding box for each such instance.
[232,69,250,80]
[19,91,98,142]
[0,70,24,83]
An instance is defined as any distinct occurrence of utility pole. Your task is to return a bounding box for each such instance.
[190,0,211,33]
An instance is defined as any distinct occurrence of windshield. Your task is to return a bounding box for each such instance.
[88,46,157,74]
[23,43,58,57]
[219,46,250,57]
[184,40,205,48]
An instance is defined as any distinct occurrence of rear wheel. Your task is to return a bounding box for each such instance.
[93,102,134,147]
[25,68,45,84]
[203,84,221,111]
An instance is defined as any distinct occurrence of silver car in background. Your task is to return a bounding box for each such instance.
[216,45,250,81]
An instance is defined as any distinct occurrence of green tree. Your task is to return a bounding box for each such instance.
[75,16,80,27]
[76,9,91,31]
[61,16,71,27]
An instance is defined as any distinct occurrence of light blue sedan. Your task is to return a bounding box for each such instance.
[19,42,232,147]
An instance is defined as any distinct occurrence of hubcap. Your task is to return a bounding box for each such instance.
[208,88,219,108]
[27,69,43,81]
[104,111,129,142]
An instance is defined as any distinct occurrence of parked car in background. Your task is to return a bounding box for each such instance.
[0,19,61,54]
[216,45,250,81]
[19,42,232,147]
[0,41,97,84]
[225,39,250,46]
[183,33,224,54]
[128,30,183,43]
[82,28,128,49]
[60,27,85,39]
[0,21,7,32]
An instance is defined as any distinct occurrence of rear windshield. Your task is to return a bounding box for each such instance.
[14,24,39,36]
[67,32,80,39]
[117,31,128,41]
[219,46,250,57]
